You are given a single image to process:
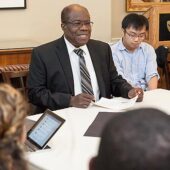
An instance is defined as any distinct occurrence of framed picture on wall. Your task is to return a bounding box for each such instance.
[0,0,26,9]
[159,14,170,41]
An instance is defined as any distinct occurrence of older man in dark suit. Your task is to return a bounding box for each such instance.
[27,4,143,113]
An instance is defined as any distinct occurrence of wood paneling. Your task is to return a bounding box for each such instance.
[127,0,170,12]
[0,48,32,67]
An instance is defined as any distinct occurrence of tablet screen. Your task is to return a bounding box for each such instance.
[27,109,65,149]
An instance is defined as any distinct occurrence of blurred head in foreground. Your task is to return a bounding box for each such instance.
[0,83,28,170]
[90,108,170,170]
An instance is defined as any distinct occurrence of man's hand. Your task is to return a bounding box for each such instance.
[69,93,94,108]
[128,88,144,102]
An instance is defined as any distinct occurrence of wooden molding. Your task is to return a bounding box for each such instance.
[143,5,170,48]
[126,0,170,12]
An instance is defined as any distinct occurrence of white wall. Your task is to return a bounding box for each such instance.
[0,1,132,45]
[111,0,127,40]
[0,0,112,45]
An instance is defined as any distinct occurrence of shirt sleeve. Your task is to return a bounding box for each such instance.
[145,44,160,83]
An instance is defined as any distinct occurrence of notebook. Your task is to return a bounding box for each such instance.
[25,109,65,152]
[84,112,119,137]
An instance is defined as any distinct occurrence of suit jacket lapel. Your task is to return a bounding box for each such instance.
[87,42,106,97]
[55,37,74,95]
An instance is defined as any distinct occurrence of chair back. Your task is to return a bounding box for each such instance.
[1,64,29,97]
[155,46,170,89]
[0,64,39,115]
[164,59,170,90]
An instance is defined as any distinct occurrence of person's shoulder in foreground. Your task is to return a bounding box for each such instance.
[89,108,170,170]
[27,4,143,113]
[111,13,159,91]
[0,83,28,170]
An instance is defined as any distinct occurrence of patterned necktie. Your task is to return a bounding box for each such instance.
[74,49,94,95]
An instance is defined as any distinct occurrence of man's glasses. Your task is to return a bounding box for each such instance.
[125,30,146,40]
[64,20,93,28]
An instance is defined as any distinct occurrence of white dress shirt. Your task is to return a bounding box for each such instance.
[64,37,100,101]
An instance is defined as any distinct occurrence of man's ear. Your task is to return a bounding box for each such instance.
[61,23,66,31]
[89,156,97,170]
[122,28,125,34]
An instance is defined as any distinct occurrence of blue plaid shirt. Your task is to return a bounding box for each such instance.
[111,39,159,90]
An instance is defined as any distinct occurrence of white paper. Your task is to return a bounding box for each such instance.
[93,96,138,111]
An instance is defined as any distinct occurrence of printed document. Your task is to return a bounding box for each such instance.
[93,96,138,111]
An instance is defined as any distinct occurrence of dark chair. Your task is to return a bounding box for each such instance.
[2,70,28,96]
[1,64,29,97]
[1,64,38,115]
[155,45,170,89]
[1,64,39,115]
[164,59,170,90]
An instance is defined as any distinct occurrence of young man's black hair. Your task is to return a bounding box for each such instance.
[122,13,149,30]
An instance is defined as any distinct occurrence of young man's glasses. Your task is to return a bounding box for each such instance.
[64,20,93,28]
[125,30,146,40]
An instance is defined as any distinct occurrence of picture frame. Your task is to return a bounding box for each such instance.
[126,0,170,12]
[143,5,170,48]
[0,0,26,9]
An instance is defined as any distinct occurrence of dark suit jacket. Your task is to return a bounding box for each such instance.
[27,36,132,113]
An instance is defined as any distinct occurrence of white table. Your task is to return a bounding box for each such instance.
[26,89,170,170]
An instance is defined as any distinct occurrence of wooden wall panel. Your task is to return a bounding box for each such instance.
[0,48,32,67]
